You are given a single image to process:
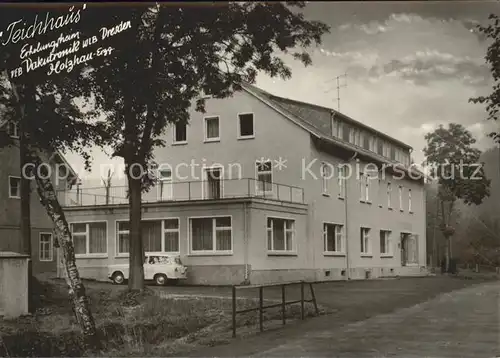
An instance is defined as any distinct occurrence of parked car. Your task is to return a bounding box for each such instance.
[108,254,188,286]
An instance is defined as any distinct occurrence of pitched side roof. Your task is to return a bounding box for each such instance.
[0,119,79,186]
[242,83,412,150]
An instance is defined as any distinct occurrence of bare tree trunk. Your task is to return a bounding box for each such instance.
[126,160,145,291]
[31,154,99,349]
[14,81,33,313]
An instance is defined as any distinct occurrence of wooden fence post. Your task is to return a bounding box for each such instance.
[281,284,286,325]
[232,286,236,338]
[259,286,263,332]
[300,281,305,320]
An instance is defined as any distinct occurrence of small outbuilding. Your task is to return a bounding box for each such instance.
[0,252,29,318]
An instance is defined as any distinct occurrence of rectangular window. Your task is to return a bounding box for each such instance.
[238,113,254,138]
[409,189,412,212]
[8,176,21,199]
[379,230,391,255]
[204,116,220,141]
[70,222,107,256]
[363,133,370,150]
[7,121,19,138]
[342,124,350,141]
[116,219,180,255]
[336,120,343,137]
[338,165,346,198]
[359,173,369,202]
[387,182,392,209]
[39,233,53,261]
[173,122,187,143]
[383,142,391,158]
[360,227,371,254]
[377,139,384,156]
[267,217,295,252]
[256,160,273,193]
[190,216,232,253]
[331,117,338,137]
[324,223,343,253]
[399,186,403,211]
[158,169,173,201]
[205,167,223,199]
[164,218,180,252]
[321,162,332,195]
[391,146,396,160]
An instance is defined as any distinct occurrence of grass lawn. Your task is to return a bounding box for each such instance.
[0,277,321,357]
[0,274,493,357]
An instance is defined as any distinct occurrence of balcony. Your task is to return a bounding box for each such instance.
[57,178,305,207]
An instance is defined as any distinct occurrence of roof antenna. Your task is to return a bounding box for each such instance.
[324,73,348,112]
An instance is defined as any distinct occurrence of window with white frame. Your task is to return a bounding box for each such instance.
[387,182,392,208]
[359,173,369,202]
[377,179,383,207]
[7,121,19,138]
[324,223,343,253]
[204,116,220,141]
[164,219,180,252]
[360,227,371,254]
[8,176,21,199]
[256,160,273,193]
[116,219,180,255]
[173,122,187,143]
[321,162,332,195]
[409,189,412,212]
[267,217,295,252]
[238,113,254,138]
[117,221,130,254]
[190,216,232,253]
[377,138,384,156]
[338,165,346,198]
[70,222,107,255]
[379,230,391,255]
[158,168,173,201]
[399,185,403,211]
[39,233,53,261]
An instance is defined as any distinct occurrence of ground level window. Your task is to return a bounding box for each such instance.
[190,216,232,253]
[70,222,107,255]
[116,218,180,255]
[39,233,53,261]
[267,217,295,252]
[360,227,371,254]
[324,223,343,253]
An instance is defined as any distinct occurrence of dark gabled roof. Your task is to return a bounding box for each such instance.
[241,83,412,151]
[241,83,425,182]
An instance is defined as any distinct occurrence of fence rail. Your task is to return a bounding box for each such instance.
[231,280,319,338]
[58,178,305,206]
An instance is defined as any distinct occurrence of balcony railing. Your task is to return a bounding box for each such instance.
[57,178,305,207]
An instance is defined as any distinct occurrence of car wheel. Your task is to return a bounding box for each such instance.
[112,271,125,285]
[154,274,168,286]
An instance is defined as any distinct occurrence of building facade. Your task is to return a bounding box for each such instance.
[57,84,427,285]
[0,120,77,273]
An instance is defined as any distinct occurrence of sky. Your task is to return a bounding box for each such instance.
[65,1,500,184]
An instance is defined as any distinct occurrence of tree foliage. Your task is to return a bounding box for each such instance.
[0,7,103,346]
[423,123,490,271]
[79,2,329,290]
[469,14,500,143]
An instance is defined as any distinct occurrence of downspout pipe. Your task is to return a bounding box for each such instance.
[344,150,357,280]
